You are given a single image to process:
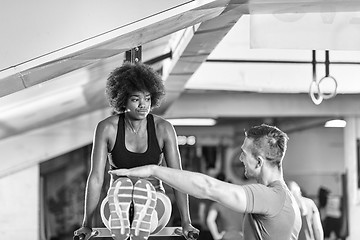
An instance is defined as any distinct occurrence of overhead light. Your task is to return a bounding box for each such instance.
[324,119,346,128]
[168,118,216,126]
[177,135,196,145]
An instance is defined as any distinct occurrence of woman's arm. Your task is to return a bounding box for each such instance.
[160,120,193,229]
[82,120,109,227]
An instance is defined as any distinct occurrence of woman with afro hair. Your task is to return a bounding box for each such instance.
[75,62,198,240]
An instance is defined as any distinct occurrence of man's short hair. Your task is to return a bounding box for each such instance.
[245,124,289,168]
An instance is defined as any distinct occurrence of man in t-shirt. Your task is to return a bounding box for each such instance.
[110,124,302,240]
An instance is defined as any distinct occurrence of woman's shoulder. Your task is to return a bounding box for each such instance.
[96,114,120,132]
[152,114,173,128]
[151,114,176,137]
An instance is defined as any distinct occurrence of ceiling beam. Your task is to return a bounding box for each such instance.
[154,0,247,114]
[0,0,228,98]
[163,91,360,118]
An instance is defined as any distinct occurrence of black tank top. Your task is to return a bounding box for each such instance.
[109,113,163,170]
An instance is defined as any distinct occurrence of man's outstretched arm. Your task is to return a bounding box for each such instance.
[109,165,247,213]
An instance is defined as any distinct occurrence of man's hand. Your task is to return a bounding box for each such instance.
[108,165,155,178]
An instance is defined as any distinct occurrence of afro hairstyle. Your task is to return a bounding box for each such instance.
[105,62,165,113]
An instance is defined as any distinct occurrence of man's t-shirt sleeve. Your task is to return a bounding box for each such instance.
[243,183,285,216]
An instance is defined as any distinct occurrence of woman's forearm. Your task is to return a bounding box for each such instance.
[82,175,103,227]
[174,189,191,225]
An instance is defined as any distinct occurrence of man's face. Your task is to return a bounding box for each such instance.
[239,137,259,179]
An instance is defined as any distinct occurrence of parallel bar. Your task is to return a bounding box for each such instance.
[91,227,182,238]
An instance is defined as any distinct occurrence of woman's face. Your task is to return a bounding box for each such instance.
[125,90,151,119]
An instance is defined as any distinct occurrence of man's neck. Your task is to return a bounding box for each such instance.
[258,166,284,186]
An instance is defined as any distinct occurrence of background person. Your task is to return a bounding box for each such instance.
[324,194,342,240]
[206,172,245,240]
[288,181,324,240]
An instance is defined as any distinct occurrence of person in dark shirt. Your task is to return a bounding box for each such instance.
[110,124,302,240]
[207,173,245,240]
[74,62,198,240]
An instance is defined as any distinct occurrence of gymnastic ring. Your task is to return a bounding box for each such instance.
[309,80,323,105]
[318,75,338,99]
